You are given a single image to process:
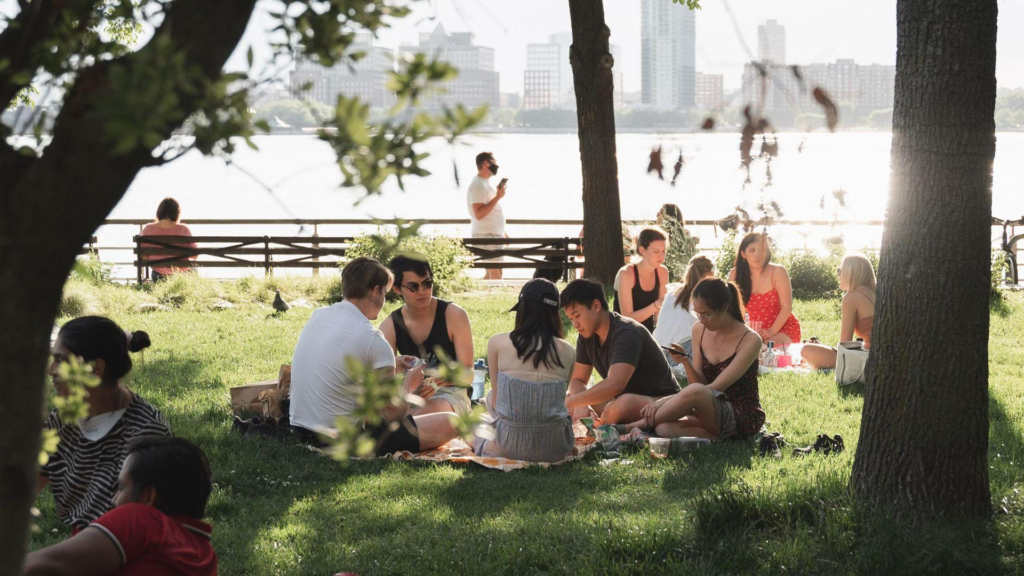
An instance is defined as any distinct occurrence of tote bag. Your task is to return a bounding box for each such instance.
[836,341,869,386]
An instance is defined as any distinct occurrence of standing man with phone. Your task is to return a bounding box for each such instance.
[467,151,508,280]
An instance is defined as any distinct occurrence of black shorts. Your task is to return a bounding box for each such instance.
[293,416,420,455]
[367,415,421,456]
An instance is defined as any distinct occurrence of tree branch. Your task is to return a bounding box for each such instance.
[12,0,259,250]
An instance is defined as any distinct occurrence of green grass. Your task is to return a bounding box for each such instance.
[32,284,1024,575]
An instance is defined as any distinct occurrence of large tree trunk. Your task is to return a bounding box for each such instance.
[568,0,623,286]
[0,2,257,572]
[850,0,997,517]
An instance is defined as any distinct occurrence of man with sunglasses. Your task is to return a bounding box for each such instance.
[380,255,475,416]
[467,151,508,280]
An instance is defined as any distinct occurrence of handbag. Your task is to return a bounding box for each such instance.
[835,341,869,386]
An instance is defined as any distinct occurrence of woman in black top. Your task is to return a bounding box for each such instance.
[614,227,670,332]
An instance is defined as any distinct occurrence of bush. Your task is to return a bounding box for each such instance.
[70,253,112,286]
[780,250,841,300]
[59,280,99,318]
[345,229,473,298]
[661,219,698,282]
[715,230,739,279]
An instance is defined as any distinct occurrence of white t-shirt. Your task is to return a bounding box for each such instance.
[290,300,396,432]
[467,175,505,236]
[652,283,698,347]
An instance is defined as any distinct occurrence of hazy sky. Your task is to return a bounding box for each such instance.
[2,1,1022,94]
[228,0,1024,94]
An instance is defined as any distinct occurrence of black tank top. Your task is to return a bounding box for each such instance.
[613,265,660,332]
[389,299,458,368]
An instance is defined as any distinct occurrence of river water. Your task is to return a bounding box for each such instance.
[95,131,1024,277]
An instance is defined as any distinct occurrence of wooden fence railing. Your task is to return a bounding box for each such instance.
[133,234,585,283]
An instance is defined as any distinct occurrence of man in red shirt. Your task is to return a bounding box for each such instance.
[25,437,217,575]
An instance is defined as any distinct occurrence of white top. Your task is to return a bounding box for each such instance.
[652,283,698,347]
[467,175,505,236]
[290,300,396,432]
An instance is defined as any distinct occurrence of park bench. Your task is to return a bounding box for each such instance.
[79,237,97,255]
[133,235,584,283]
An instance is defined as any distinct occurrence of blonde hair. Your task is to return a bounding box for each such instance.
[675,255,715,309]
[840,253,876,292]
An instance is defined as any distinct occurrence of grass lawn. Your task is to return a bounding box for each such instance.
[31,283,1024,575]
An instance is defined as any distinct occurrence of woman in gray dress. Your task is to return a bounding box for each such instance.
[474,279,576,463]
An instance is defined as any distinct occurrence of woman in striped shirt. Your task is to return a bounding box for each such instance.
[39,316,172,531]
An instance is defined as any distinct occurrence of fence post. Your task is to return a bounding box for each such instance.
[562,237,571,282]
[264,236,272,277]
[134,236,143,284]
[311,223,320,277]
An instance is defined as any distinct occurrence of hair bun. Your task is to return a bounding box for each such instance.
[129,330,152,352]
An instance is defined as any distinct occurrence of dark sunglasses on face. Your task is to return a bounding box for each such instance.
[401,279,434,293]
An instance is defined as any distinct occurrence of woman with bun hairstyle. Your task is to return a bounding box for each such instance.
[39,316,172,531]
[631,278,765,441]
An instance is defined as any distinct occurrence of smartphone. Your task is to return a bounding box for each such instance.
[661,344,689,357]
[499,177,509,188]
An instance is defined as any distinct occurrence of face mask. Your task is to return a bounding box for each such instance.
[489,163,499,176]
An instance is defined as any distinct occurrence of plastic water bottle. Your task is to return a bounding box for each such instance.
[472,359,487,400]
[763,341,778,368]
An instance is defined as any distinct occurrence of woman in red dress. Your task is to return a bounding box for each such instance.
[728,232,801,346]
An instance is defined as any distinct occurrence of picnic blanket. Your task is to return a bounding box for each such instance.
[380,436,599,471]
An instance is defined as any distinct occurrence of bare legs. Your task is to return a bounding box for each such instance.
[411,413,459,450]
[764,332,793,347]
[800,343,838,369]
[637,384,721,440]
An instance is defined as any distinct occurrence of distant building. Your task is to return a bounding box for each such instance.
[400,24,499,109]
[740,59,894,116]
[695,73,724,109]
[641,0,696,110]
[858,64,896,109]
[524,70,555,109]
[499,92,521,109]
[289,33,396,108]
[757,20,786,65]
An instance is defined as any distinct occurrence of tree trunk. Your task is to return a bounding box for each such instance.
[850,0,997,517]
[568,0,623,286]
[0,2,258,572]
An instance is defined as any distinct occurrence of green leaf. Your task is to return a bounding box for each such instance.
[247,46,254,69]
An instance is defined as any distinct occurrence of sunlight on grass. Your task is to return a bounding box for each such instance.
[33,285,1024,574]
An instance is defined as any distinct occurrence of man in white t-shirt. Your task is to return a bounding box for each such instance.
[289,256,460,455]
[467,151,507,280]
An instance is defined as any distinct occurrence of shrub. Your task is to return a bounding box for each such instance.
[345,228,473,298]
[59,280,99,318]
[70,253,112,286]
[780,251,841,300]
[661,219,698,282]
[715,230,739,279]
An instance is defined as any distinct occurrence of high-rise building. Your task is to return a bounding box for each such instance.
[741,59,894,116]
[289,33,396,108]
[695,73,724,109]
[858,64,896,110]
[523,70,555,109]
[641,0,696,110]
[757,20,786,65]
[525,41,561,109]
[400,24,499,109]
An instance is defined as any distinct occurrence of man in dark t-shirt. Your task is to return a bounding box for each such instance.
[561,279,680,424]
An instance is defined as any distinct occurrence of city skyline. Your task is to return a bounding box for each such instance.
[224,0,1024,94]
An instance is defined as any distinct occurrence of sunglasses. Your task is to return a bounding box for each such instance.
[401,279,434,293]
